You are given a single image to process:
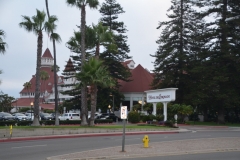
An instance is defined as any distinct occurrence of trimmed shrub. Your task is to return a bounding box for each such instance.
[164,120,174,127]
[149,115,156,121]
[155,115,164,121]
[94,119,113,124]
[128,111,140,123]
[0,121,16,126]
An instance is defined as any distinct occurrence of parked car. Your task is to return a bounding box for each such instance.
[0,112,15,121]
[25,113,41,121]
[99,113,115,119]
[100,113,121,122]
[12,113,29,121]
[40,113,53,120]
[50,113,56,120]
[88,112,102,119]
[59,113,80,121]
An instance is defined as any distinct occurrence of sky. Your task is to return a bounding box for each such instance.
[0,0,172,98]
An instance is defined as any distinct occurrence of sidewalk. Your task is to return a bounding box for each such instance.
[46,137,240,160]
[0,126,189,142]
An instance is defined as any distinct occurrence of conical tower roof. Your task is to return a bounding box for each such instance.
[64,58,75,72]
[42,48,53,59]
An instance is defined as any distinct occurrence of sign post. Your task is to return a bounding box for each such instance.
[121,106,127,152]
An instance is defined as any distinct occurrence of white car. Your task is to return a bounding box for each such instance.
[88,112,101,119]
[25,113,41,121]
[59,113,80,121]
[12,113,29,121]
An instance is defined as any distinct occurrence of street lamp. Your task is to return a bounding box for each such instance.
[108,105,111,116]
[109,94,114,113]
[30,102,33,120]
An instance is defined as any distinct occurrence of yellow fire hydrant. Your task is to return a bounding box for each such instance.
[10,125,12,138]
[142,135,149,148]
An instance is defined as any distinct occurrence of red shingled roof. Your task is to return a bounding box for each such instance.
[119,64,153,93]
[42,48,53,58]
[20,67,61,94]
[12,98,55,110]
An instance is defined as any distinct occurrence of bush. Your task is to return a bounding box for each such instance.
[164,120,174,127]
[155,115,164,121]
[140,115,150,122]
[128,111,140,123]
[0,121,16,126]
[149,115,156,121]
[94,119,113,124]
[0,119,115,126]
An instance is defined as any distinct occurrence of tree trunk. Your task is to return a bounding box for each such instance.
[80,5,88,126]
[95,43,100,59]
[89,85,97,126]
[203,108,209,122]
[45,0,59,126]
[218,107,225,124]
[32,32,42,126]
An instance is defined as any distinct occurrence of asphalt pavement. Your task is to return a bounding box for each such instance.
[1,124,240,160]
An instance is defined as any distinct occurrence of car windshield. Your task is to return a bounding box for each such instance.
[72,114,79,116]
[16,113,25,116]
[3,113,12,116]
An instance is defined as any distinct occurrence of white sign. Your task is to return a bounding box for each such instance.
[121,106,127,119]
[145,88,177,103]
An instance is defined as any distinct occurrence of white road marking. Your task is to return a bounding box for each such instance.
[12,144,47,149]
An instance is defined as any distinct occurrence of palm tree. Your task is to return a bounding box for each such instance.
[0,30,7,54]
[45,0,62,126]
[40,70,49,103]
[76,57,115,126]
[91,22,116,59]
[51,65,60,72]
[23,82,32,110]
[19,9,59,126]
[66,0,99,126]
[0,70,2,85]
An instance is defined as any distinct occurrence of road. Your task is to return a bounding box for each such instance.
[0,126,240,160]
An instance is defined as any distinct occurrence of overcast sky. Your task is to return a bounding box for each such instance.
[0,0,172,98]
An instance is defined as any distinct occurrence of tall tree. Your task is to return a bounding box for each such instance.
[152,0,199,104]
[76,57,115,126]
[99,0,131,112]
[99,0,131,81]
[91,22,116,59]
[66,0,99,126]
[0,30,7,54]
[19,9,59,126]
[193,0,240,123]
[45,0,62,126]
[0,30,7,83]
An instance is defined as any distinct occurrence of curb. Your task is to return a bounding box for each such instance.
[0,131,181,143]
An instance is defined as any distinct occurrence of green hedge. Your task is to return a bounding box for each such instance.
[0,119,113,126]
[140,115,157,122]
[128,111,140,123]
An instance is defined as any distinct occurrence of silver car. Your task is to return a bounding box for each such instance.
[12,113,29,121]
